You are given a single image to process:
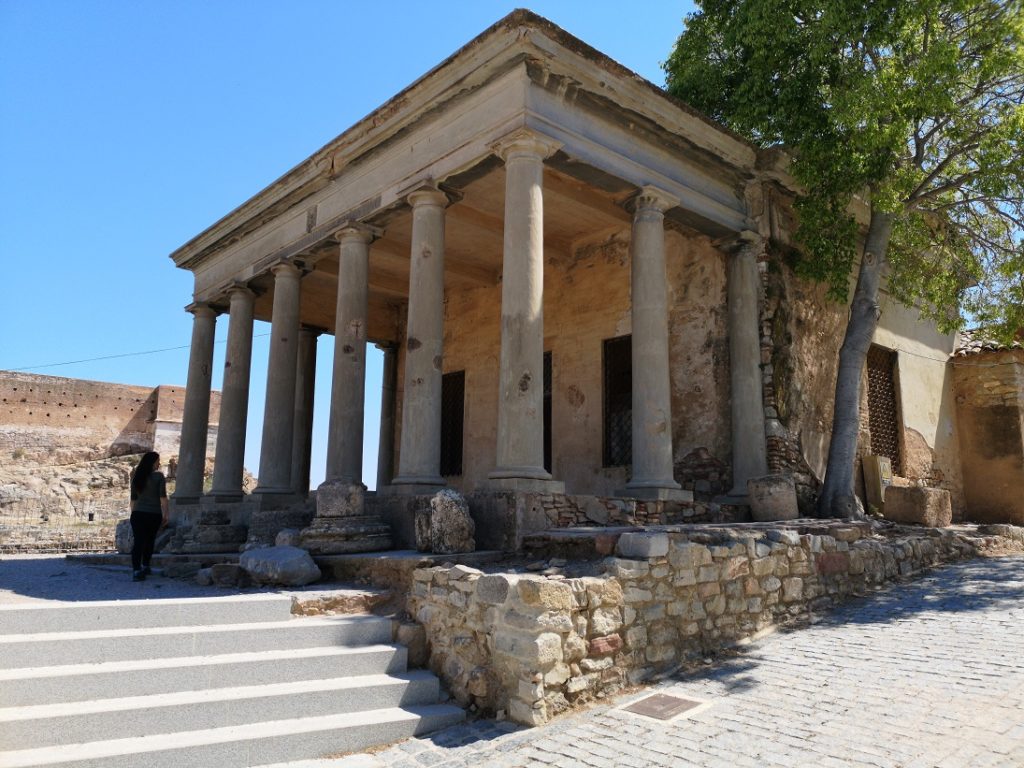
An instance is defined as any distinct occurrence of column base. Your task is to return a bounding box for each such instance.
[315,480,366,517]
[617,484,693,502]
[486,476,566,494]
[204,490,245,503]
[380,477,447,496]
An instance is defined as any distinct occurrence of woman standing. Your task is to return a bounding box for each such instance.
[129,451,168,581]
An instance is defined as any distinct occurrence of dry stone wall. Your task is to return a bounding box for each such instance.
[408,522,1009,726]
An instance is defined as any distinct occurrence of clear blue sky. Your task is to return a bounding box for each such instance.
[0,1,696,489]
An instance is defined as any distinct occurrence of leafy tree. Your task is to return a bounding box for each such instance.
[665,0,1024,517]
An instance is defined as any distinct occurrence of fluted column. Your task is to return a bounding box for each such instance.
[392,186,448,489]
[488,128,564,492]
[376,342,398,489]
[173,303,217,502]
[208,286,255,499]
[727,231,769,497]
[324,227,373,486]
[291,326,320,496]
[254,261,303,494]
[625,187,684,499]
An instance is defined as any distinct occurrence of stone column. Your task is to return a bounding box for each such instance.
[391,186,448,490]
[375,342,398,489]
[291,326,320,496]
[173,303,217,502]
[322,226,373,493]
[488,128,564,492]
[208,286,255,499]
[624,187,686,500]
[254,261,302,495]
[726,231,769,498]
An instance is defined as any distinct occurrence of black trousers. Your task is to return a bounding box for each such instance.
[130,511,162,571]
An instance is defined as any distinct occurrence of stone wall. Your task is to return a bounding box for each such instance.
[953,350,1024,524]
[0,370,222,552]
[408,521,1007,726]
[391,228,731,498]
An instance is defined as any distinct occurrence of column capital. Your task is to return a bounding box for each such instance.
[185,302,218,318]
[299,324,325,338]
[631,185,679,215]
[491,128,562,163]
[270,259,303,279]
[332,221,383,244]
[406,183,450,209]
[225,281,256,300]
[720,229,765,257]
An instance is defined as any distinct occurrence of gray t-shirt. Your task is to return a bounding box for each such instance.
[131,471,167,514]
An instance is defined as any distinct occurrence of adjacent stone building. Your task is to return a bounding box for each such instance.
[166,11,971,548]
[952,333,1024,524]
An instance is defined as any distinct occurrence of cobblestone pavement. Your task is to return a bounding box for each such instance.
[345,556,1024,768]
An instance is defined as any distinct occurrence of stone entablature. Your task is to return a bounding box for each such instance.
[407,522,1017,726]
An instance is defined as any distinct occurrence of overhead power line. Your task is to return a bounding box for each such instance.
[7,334,272,373]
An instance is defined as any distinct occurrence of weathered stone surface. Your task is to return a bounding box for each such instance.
[616,532,669,559]
[239,546,321,586]
[884,487,953,527]
[115,519,133,554]
[275,528,302,547]
[748,474,799,521]
[315,480,365,518]
[396,621,428,668]
[423,489,475,554]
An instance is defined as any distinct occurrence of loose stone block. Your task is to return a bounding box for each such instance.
[747,473,799,521]
[884,486,953,527]
[616,532,669,559]
[239,545,321,586]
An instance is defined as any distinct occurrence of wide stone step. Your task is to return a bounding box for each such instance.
[0,671,441,750]
[0,644,408,707]
[0,614,393,668]
[0,704,466,768]
[0,594,295,634]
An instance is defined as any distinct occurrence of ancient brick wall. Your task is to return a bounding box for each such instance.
[0,371,222,551]
[953,351,1024,523]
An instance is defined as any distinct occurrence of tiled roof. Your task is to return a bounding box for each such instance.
[953,328,1024,356]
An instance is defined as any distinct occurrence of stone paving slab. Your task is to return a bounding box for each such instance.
[334,555,1024,768]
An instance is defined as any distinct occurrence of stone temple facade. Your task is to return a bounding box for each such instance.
[167,11,971,551]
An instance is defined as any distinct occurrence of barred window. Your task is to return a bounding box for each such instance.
[866,345,902,475]
[440,370,465,477]
[603,335,632,467]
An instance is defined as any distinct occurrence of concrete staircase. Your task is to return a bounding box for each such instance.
[0,594,463,767]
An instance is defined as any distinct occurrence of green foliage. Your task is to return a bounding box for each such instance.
[665,0,1024,340]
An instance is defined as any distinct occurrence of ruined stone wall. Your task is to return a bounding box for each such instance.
[408,522,1001,726]
[0,371,159,462]
[0,371,222,551]
[393,227,730,498]
[758,254,963,515]
[953,350,1024,524]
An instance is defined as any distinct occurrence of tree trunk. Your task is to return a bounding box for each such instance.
[816,209,895,519]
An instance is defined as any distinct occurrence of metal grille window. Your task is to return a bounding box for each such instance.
[440,371,465,477]
[866,345,902,475]
[603,335,632,467]
[543,352,552,474]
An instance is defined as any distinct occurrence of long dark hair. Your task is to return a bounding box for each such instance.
[131,452,160,496]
